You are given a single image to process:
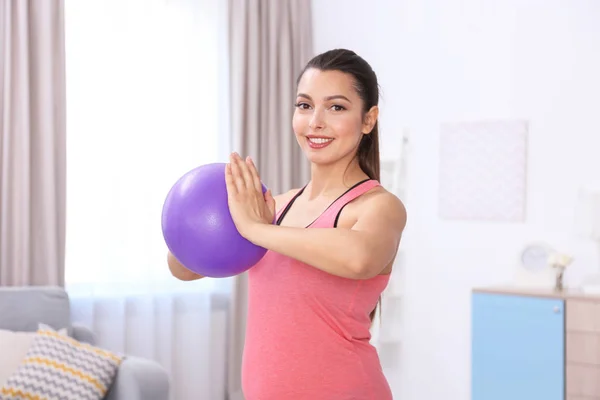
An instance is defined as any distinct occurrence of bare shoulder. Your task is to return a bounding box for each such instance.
[354,186,407,230]
[273,188,302,212]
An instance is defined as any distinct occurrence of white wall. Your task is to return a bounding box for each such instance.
[311,1,600,399]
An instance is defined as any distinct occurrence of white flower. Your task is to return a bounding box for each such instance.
[547,252,574,268]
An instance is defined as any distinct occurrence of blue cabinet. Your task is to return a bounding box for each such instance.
[471,291,565,400]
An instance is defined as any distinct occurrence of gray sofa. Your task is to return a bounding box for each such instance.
[0,286,170,400]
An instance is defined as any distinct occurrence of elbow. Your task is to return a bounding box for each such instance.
[347,239,395,279]
[348,235,400,279]
[170,269,201,281]
[348,253,380,280]
[167,252,203,281]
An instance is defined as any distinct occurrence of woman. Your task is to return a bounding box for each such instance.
[168,49,406,399]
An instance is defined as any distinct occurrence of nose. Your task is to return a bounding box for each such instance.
[308,109,325,130]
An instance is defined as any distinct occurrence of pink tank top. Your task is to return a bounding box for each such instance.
[242,179,393,400]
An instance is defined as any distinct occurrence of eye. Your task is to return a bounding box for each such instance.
[331,104,346,111]
[294,102,311,110]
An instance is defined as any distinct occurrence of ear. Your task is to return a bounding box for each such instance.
[362,105,379,134]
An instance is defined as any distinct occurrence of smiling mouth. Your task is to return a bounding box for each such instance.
[307,137,334,149]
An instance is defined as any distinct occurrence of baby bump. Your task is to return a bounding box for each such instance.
[241,337,392,400]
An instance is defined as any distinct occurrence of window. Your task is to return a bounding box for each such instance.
[64,0,227,288]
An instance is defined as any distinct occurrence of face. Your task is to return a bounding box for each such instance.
[292,68,378,166]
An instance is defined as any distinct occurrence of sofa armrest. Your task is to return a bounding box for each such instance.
[104,356,170,400]
[71,323,97,345]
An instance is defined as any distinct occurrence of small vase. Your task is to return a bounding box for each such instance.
[554,267,566,292]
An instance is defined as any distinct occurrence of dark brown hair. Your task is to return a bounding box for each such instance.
[297,49,382,322]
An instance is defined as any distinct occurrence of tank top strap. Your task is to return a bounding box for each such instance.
[312,179,381,228]
[275,185,307,221]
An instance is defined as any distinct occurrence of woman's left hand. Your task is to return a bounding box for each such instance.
[225,152,275,239]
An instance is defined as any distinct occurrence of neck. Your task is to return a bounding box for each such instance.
[306,158,369,200]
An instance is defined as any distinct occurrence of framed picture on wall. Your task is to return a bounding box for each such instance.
[438,119,528,222]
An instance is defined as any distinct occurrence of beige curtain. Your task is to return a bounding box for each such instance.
[226,0,313,398]
[0,0,66,286]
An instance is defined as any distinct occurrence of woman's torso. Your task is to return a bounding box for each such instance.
[241,179,394,400]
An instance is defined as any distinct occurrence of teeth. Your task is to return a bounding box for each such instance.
[308,137,333,144]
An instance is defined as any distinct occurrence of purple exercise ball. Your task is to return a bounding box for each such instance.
[161,162,269,278]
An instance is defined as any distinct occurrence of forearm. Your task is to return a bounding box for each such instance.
[245,223,390,279]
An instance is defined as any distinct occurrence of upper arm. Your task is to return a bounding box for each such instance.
[350,192,407,273]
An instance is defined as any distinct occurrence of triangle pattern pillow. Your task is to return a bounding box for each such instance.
[0,324,124,400]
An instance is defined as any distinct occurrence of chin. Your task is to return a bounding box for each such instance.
[305,153,334,165]
[303,148,346,167]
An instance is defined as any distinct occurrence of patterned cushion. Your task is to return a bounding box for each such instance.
[0,325,123,400]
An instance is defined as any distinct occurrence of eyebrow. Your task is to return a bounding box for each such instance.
[297,93,352,103]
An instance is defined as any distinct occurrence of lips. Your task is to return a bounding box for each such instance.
[306,136,334,149]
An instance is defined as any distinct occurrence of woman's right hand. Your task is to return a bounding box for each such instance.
[167,252,204,281]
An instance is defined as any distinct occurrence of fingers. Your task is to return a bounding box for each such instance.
[229,153,247,193]
[229,152,263,194]
[246,156,263,193]
[230,153,250,189]
[225,163,237,195]
[238,156,255,190]
[265,189,276,222]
